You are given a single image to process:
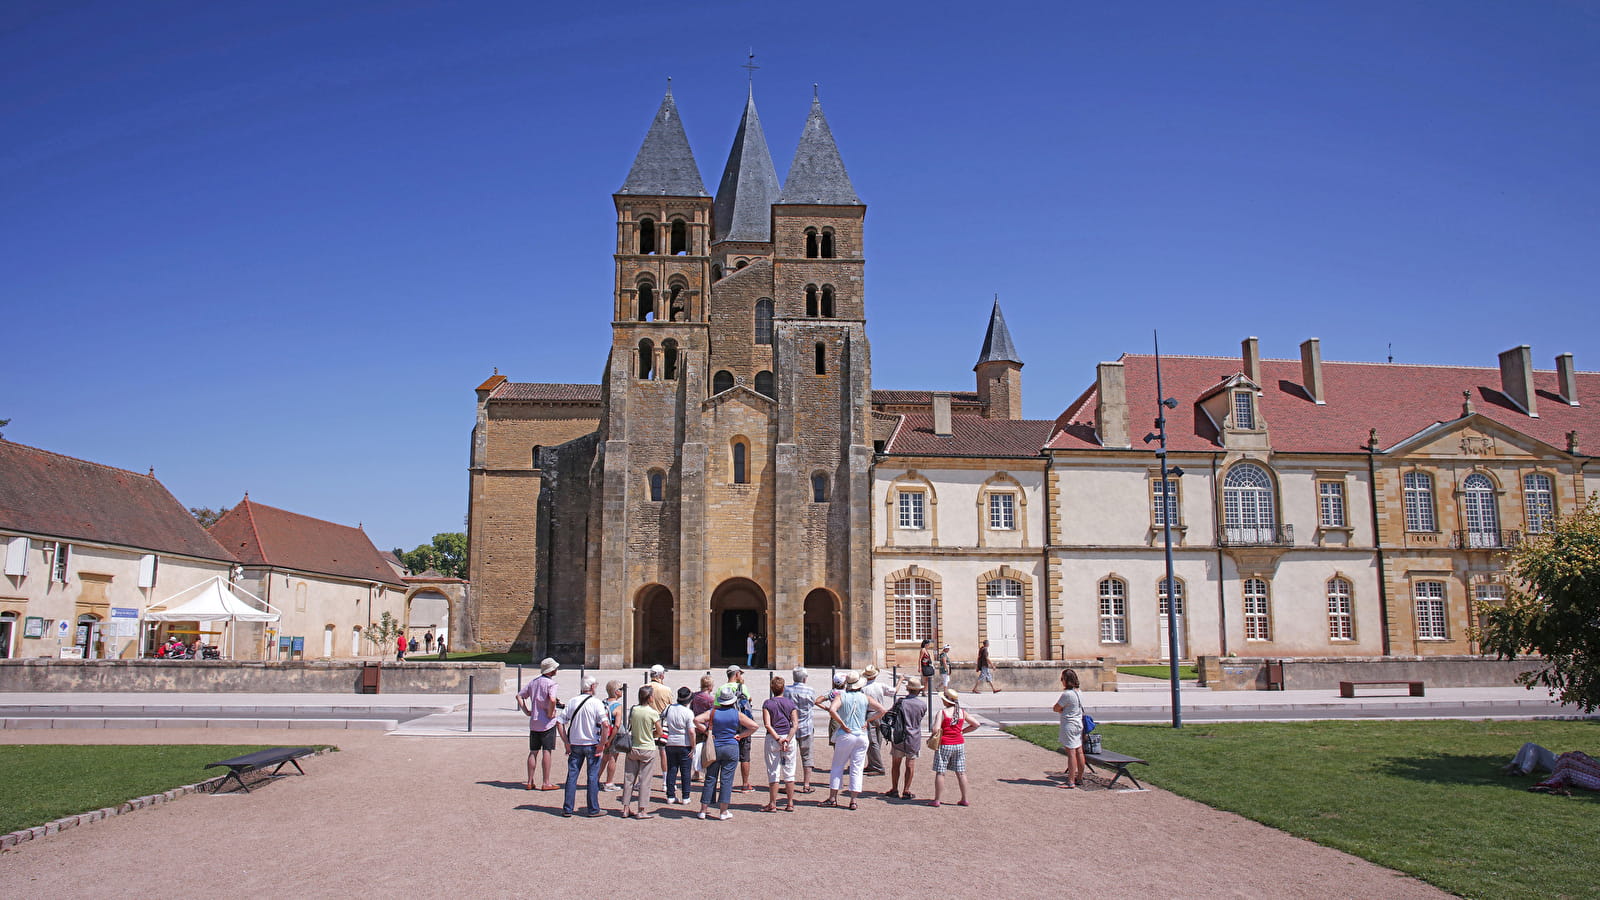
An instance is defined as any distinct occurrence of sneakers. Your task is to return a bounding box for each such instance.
[718,811,734,820]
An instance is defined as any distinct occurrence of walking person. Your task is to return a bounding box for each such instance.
[971,639,1001,692]
[761,675,800,812]
[929,688,978,807]
[424,631,434,653]
[516,657,562,791]
[557,676,608,817]
[396,633,407,662]
[696,687,757,820]
[784,667,818,794]
[936,643,952,690]
[599,680,625,790]
[820,671,887,810]
[886,676,928,800]
[619,685,665,818]
[1053,668,1086,789]
[721,665,756,792]
[436,637,448,659]
[862,664,891,776]
[918,639,935,680]
[662,687,696,804]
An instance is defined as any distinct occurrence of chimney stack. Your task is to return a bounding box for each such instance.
[1242,337,1262,385]
[1556,353,1580,407]
[1497,345,1538,418]
[1095,362,1130,449]
[1299,338,1325,405]
[932,392,953,437]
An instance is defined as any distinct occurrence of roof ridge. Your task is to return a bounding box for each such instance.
[0,439,157,480]
[237,496,269,566]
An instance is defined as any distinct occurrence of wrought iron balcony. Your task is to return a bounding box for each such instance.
[1220,524,1294,547]
[1451,529,1521,550]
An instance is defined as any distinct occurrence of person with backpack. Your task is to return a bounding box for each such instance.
[885,676,928,799]
[720,665,756,792]
[1052,668,1087,789]
[929,688,978,808]
[861,664,892,776]
[760,675,799,812]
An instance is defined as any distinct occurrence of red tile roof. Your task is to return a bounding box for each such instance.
[1048,354,1600,454]
[209,497,405,586]
[491,382,602,403]
[885,414,1055,458]
[0,441,235,562]
[871,389,984,408]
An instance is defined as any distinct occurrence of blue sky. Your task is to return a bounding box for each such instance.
[4,1,1596,552]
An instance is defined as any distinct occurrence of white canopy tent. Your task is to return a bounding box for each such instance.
[144,576,281,659]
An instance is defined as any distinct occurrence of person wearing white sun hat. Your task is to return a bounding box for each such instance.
[820,671,887,811]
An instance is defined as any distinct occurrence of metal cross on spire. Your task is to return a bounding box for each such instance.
[742,49,759,83]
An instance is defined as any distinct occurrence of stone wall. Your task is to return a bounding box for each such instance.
[1195,655,1547,691]
[944,660,1119,692]
[0,659,503,694]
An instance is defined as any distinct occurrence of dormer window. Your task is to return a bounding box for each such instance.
[1233,391,1256,429]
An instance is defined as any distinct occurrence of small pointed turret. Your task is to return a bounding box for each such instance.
[975,299,1022,367]
[619,87,708,197]
[713,86,782,242]
[777,94,859,205]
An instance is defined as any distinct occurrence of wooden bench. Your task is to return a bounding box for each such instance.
[205,747,314,793]
[1084,750,1148,790]
[1339,680,1424,698]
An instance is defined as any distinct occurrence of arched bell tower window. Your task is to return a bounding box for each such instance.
[755,370,775,397]
[670,219,688,255]
[732,439,749,484]
[637,339,655,380]
[638,217,656,255]
[755,299,773,344]
[805,285,819,317]
[804,228,819,259]
[821,285,836,318]
[667,280,685,321]
[637,281,655,322]
[814,343,827,375]
[820,228,835,258]
[661,339,679,380]
[712,370,734,394]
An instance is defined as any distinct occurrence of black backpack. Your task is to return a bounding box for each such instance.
[878,699,908,745]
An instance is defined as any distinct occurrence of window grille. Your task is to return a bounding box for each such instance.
[1327,578,1353,640]
[897,491,926,529]
[1243,578,1271,640]
[988,493,1016,530]
[1403,471,1436,532]
[1223,463,1275,542]
[1233,391,1255,429]
[1524,473,1554,533]
[1318,480,1346,528]
[1098,578,1127,643]
[893,578,933,641]
[1414,581,1447,639]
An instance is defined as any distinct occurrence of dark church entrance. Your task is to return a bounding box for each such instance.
[634,585,675,667]
[802,588,839,667]
[710,578,767,666]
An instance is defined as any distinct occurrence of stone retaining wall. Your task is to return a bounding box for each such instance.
[0,659,503,694]
[943,660,1119,692]
[1195,655,1546,691]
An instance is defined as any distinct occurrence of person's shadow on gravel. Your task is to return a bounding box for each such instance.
[477,780,533,791]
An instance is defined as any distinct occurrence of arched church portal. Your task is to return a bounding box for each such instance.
[710,578,768,667]
[634,584,675,667]
[802,588,842,667]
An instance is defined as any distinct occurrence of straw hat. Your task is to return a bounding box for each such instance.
[941,688,961,706]
[906,676,924,692]
[844,670,865,690]
[862,664,879,679]
[539,657,559,675]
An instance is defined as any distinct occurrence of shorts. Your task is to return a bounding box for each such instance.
[977,667,993,682]
[933,744,966,773]
[528,726,558,752]
[794,731,814,767]
[738,736,751,763]
[891,742,921,760]
[764,734,798,782]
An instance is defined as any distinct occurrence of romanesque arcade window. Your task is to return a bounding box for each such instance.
[754,370,774,397]
[732,440,749,484]
[811,472,829,503]
[712,370,734,394]
[648,470,665,502]
[754,299,773,345]
[638,217,656,255]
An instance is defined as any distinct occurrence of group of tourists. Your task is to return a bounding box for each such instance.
[516,655,1089,819]
[395,631,446,661]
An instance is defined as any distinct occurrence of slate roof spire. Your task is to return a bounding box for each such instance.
[976,298,1023,367]
[777,90,860,205]
[713,84,782,242]
[619,85,708,197]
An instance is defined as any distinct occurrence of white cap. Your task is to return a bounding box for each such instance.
[649,664,666,676]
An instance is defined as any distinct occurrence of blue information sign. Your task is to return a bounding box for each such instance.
[291,636,305,652]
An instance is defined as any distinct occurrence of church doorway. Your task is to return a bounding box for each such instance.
[710,578,767,667]
[634,584,675,667]
[802,588,841,667]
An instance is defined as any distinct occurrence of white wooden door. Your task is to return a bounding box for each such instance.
[985,580,1022,658]
[1158,589,1186,660]
[322,626,334,658]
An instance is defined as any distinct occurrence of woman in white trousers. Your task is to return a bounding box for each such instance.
[820,671,886,810]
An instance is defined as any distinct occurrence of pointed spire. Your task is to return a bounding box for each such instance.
[777,94,860,205]
[619,87,708,197]
[976,298,1023,367]
[713,86,782,242]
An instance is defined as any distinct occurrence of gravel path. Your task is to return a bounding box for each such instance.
[0,728,1445,898]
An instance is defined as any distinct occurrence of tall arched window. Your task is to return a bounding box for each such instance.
[1222,463,1275,543]
[820,228,835,258]
[648,470,665,502]
[661,339,679,380]
[893,577,933,641]
[805,285,819,317]
[1462,473,1501,547]
[820,285,836,318]
[669,219,688,255]
[1327,577,1353,640]
[754,298,773,345]
[1403,471,1436,532]
[666,282,685,321]
[732,440,749,484]
[804,228,819,258]
[637,281,655,321]
[754,370,774,397]
[712,370,734,394]
[1524,472,1555,533]
[1243,578,1271,641]
[637,339,655,380]
[811,472,829,502]
[638,217,656,255]
[814,343,827,375]
[1098,577,1127,643]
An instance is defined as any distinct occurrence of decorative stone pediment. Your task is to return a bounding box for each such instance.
[702,384,776,413]
[1389,415,1565,462]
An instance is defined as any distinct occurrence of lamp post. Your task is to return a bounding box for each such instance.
[1143,332,1185,728]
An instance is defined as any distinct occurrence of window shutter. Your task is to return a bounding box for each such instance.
[138,553,157,588]
[4,536,28,576]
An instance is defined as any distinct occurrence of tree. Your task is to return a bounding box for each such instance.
[1476,497,1600,712]
[0,417,9,438]
[189,506,231,528]
[363,611,404,655]
[394,532,467,579]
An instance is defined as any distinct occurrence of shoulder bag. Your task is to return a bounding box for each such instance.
[611,705,635,754]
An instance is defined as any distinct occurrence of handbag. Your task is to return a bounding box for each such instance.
[610,705,635,754]
[925,710,944,751]
[920,662,935,678]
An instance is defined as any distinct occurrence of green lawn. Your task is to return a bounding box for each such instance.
[0,744,295,834]
[1007,719,1598,900]
[1117,664,1197,680]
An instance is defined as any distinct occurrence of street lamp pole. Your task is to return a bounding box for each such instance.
[1144,332,1185,728]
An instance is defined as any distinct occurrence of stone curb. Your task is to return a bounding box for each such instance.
[0,747,335,852]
